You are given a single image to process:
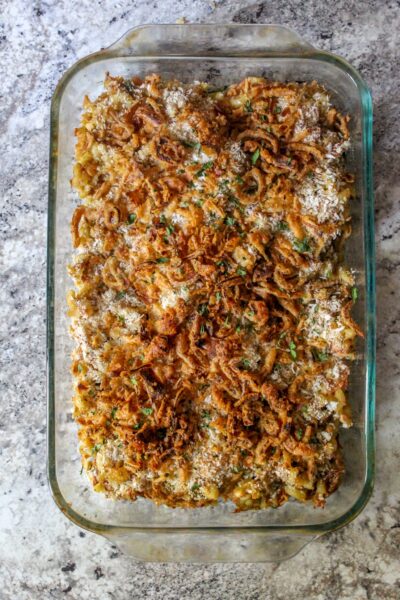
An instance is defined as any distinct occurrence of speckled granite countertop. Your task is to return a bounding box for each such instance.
[0,0,399,598]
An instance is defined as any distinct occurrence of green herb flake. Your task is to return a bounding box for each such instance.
[201,410,211,422]
[200,323,206,335]
[116,291,125,300]
[276,221,288,231]
[215,291,222,302]
[225,216,236,227]
[251,148,260,165]
[195,161,213,178]
[156,257,169,264]
[236,267,247,277]
[182,140,201,151]
[111,407,118,419]
[240,358,251,370]
[244,100,253,113]
[236,176,244,185]
[293,238,311,254]
[130,376,138,386]
[313,349,329,362]
[128,213,137,224]
[191,483,200,492]
[91,443,102,454]
[132,422,142,430]
[351,286,358,302]
[197,303,209,316]
[77,363,83,373]
[289,341,297,360]
[141,407,153,416]
[117,314,125,324]
[235,325,242,333]
[166,224,175,236]
[295,428,303,441]
[273,105,282,114]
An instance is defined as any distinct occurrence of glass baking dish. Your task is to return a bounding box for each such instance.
[47,24,375,562]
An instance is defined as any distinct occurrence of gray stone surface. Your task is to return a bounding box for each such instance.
[0,0,399,598]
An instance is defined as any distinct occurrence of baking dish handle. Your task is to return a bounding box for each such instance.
[104,530,319,563]
[106,24,315,56]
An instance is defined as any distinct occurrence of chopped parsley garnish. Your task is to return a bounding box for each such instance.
[91,443,102,454]
[235,325,242,333]
[228,193,244,212]
[166,224,174,235]
[116,291,125,300]
[177,168,185,174]
[201,410,211,422]
[352,286,358,302]
[247,310,255,318]
[244,100,253,113]
[286,156,292,165]
[77,363,83,373]
[215,291,222,302]
[191,483,200,492]
[273,105,282,114]
[276,220,288,231]
[195,161,213,177]
[117,314,125,324]
[156,257,169,263]
[236,267,247,277]
[130,376,138,386]
[236,176,244,185]
[182,140,201,151]
[312,349,329,362]
[289,341,297,360]
[132,422,142,430]
[293,238,311,253]
[128,213,136,224]
[111,407,118,419]
[251,148,260,165]
[200,323,206,335]
[224,215,236,227]
[141,407,153,416]
[197,303,209,316]
[295,428,303,441]
[240,358,251,370]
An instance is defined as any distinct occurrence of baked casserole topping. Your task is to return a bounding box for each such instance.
[68,74,362,510]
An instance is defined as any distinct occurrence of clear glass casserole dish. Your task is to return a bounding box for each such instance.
[47,24,375,562]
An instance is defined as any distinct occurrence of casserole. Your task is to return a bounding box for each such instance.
[47,23,375,562]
